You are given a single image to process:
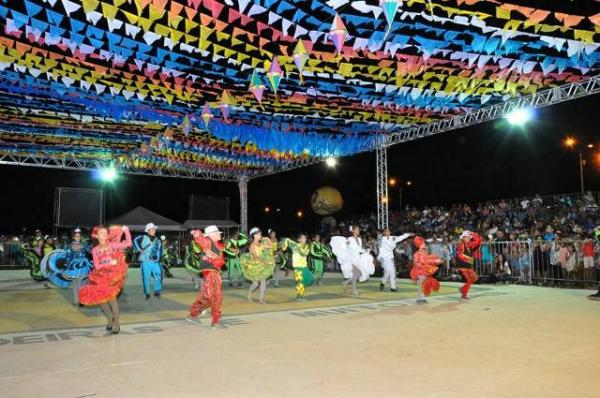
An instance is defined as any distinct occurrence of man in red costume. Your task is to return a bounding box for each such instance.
[187,225,225,327]
[456,230,482,300]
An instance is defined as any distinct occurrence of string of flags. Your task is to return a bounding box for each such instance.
[0,0,597,176]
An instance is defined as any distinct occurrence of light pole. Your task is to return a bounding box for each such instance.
[388,178,399,210]
[388,178,412,210]
[563,137,593,195]
[297,210,304,231]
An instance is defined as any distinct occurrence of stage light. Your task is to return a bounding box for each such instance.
[406,180,412,186]
[325,157,337,167]
[100,166,117,182]
[264,206,270,213]
[276,208,281,212]
[506,108,533,126]
[389,178,397,187]
[297,210,303,218]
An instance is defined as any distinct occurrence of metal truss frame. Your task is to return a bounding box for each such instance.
[251,76,600,179]
[249,156,325,179]
[384,75,600,147]
[0,153,239,182]
[375,138,389,230]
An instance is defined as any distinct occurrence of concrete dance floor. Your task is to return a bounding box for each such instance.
[0,269,598,398]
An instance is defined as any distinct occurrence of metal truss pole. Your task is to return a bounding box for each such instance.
[238,175,249,234]
[375,138,389,230]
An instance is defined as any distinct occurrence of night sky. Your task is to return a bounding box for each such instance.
[1,94,599,235]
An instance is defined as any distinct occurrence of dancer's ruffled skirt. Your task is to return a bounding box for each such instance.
[240,252,275,281]
[410,265,440,296]
[340,253,375,282]
[79,256,128,305]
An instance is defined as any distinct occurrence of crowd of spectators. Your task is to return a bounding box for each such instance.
[334,191,600,286]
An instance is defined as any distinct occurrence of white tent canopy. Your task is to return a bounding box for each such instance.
[109,206,184,232]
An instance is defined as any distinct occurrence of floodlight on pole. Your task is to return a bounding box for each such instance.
[325,157,338,168]
[100,166,118,182]
[506,108,533,126]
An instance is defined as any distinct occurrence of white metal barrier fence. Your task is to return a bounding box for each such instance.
[411,239,598,288]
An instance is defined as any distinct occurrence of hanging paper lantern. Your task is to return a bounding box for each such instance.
[292,40,309,84]
[267,56,283,95]
[329,14,348,55]
[180,115,191,136]
[201,103,213,129]
[219,89,236,121]
[249,71,265,104]
[380,0,401,35]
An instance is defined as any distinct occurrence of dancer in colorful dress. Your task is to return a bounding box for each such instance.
[268,230,283,287]
[240,228,274,303]
[331,225,375,296]
[224,231,248,288]
[283,235,312,301]
[42,235,55,257]
[309,234,332,286]
[40,228,93,304]
[184,232,203,290]
[456,230,482,300]
[411,236,442,304]
[21,236,45,284]
[79,225,132,334]
[65,228,93,303]
[159,236,175,278]
[378,229,412,292]
[187,226,226,327]
[134,223,163,299]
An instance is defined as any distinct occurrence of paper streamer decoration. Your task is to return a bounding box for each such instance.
[293,40,309,84]
[267,57,284,96]
[329,14,348,55]
[201,103,214,129]
[249,71,266,104]
[181,115,192,136]
[219,89,236,121]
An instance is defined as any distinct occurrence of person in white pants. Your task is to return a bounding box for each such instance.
[378,229,412,292]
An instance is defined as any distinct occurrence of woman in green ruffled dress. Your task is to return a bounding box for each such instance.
[241,228,274,304]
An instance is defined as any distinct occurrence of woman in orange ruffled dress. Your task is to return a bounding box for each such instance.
[410,236,442,304]
[79,225,132,334]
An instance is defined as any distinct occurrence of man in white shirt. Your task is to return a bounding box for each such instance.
[378,228,412,292]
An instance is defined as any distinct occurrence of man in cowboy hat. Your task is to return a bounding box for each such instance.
[134,222,163,299]
[187,225,226,328]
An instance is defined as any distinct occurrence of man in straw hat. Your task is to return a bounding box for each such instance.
[456,230,482,300]
[187,225,226,328]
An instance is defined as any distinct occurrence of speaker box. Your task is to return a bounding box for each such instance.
[189,195,230,220]
[54,187,104,228]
